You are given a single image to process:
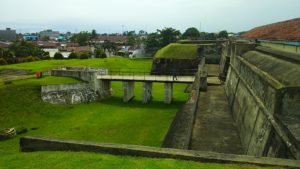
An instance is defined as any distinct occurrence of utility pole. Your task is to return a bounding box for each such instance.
[122,25,125,35]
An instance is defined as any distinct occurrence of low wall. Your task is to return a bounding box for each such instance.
[49,67,112,102]
[225,43,300,159]
[162,59,205,149]
[41,83,99,104]
[259,41,300,54]
[20,136,300,168]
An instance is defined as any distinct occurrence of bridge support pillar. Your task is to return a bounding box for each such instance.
[98,80,111,99]
[123,81,134,102]
[91,72,111,99]
[164,82,173,104]
[142,82,152,103]
[200,65,208,91]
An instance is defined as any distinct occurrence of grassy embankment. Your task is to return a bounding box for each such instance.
[0,58,281,169]
[155,43,199,59]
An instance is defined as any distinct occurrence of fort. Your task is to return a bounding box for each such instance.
[32,39,300,167]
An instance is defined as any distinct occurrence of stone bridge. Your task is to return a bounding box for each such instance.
[50,67,204,104]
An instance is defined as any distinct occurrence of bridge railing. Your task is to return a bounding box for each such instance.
[106,68,198,76]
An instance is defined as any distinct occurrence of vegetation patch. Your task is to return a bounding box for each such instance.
[155,43,198,59]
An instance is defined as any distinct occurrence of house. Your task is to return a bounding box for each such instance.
[0,28,16,42]
[0,41,10,48]
[35,41,59,48]
[94,35,128,45]
[66,46,93,53]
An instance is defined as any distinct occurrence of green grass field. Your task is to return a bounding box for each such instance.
[0,151,280,169]
[0,76,188,153]
[0,57,152,73]
[155,43,198,59]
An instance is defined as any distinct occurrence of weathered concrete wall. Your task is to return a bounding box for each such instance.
[198,44,222,64]
[50,67,112,101]
[260,41,300,54]
[20,137,300,168]
[162,59,204,149]
[164,83,173,104]
[142,82,152,103]
[41,83,98,104]
[151,59,200,76]
[225,43,300,159]
[123,81,134,102]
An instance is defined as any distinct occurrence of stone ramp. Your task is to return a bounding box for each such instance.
[190,84,243,154]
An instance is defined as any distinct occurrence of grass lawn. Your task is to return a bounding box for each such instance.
[155,43,199,59]
[0,57,152,73]
[0,76,188,153]
[0,152,281,169]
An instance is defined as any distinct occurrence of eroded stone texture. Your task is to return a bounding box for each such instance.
[42,87,98,104]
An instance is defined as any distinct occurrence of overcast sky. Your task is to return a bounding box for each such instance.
[0,0,299,33]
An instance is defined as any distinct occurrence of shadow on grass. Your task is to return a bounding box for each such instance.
[100,96,186,110]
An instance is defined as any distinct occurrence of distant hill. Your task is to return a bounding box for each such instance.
[155,43,198,59]
[241,18,300,41]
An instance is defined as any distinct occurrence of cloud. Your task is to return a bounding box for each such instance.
[0,0,299,33]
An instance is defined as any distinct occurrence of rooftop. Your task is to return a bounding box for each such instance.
[241,18,300,41]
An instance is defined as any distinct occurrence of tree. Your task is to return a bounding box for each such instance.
[157,27,181,47]
[53,52,64,60]
[70,31,91,46]
[144,33,160,54]
[102,41,117,53]
[68,52,78,59]
[91,29,97,39]
[79,51,92,59]
[218,30,228,39]
[127,35,136,46]
[9,40,44,58]
[94,48,106,58]
[182,27,200,39]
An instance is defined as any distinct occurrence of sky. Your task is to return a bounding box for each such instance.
[0,0,299,34]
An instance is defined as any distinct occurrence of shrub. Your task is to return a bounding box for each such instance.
[53,52,64,60]
[95,48,106,58]
[5,58,16,64]
[79,51,92,59]
[68,52,78,59]
[24,56,40,62]
[0,58,7,65]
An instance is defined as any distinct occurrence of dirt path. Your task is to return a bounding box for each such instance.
[0,69,35,83]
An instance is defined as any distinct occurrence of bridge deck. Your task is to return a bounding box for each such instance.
[97,75,195,83]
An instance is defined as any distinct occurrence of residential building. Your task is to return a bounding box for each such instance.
[39,29,60,40]
[95,35,128,44]
[0,28,16,41]
[23,33,39,41]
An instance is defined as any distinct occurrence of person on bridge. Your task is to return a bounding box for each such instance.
[172,69,178,81]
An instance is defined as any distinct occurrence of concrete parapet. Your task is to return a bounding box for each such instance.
[41,83,89,93]
[162,61,202,149]
[164,83,173,104]
[142,82,152,104]
[123,81,135,102]
[225,43,300,159]
[20,137,300,168]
